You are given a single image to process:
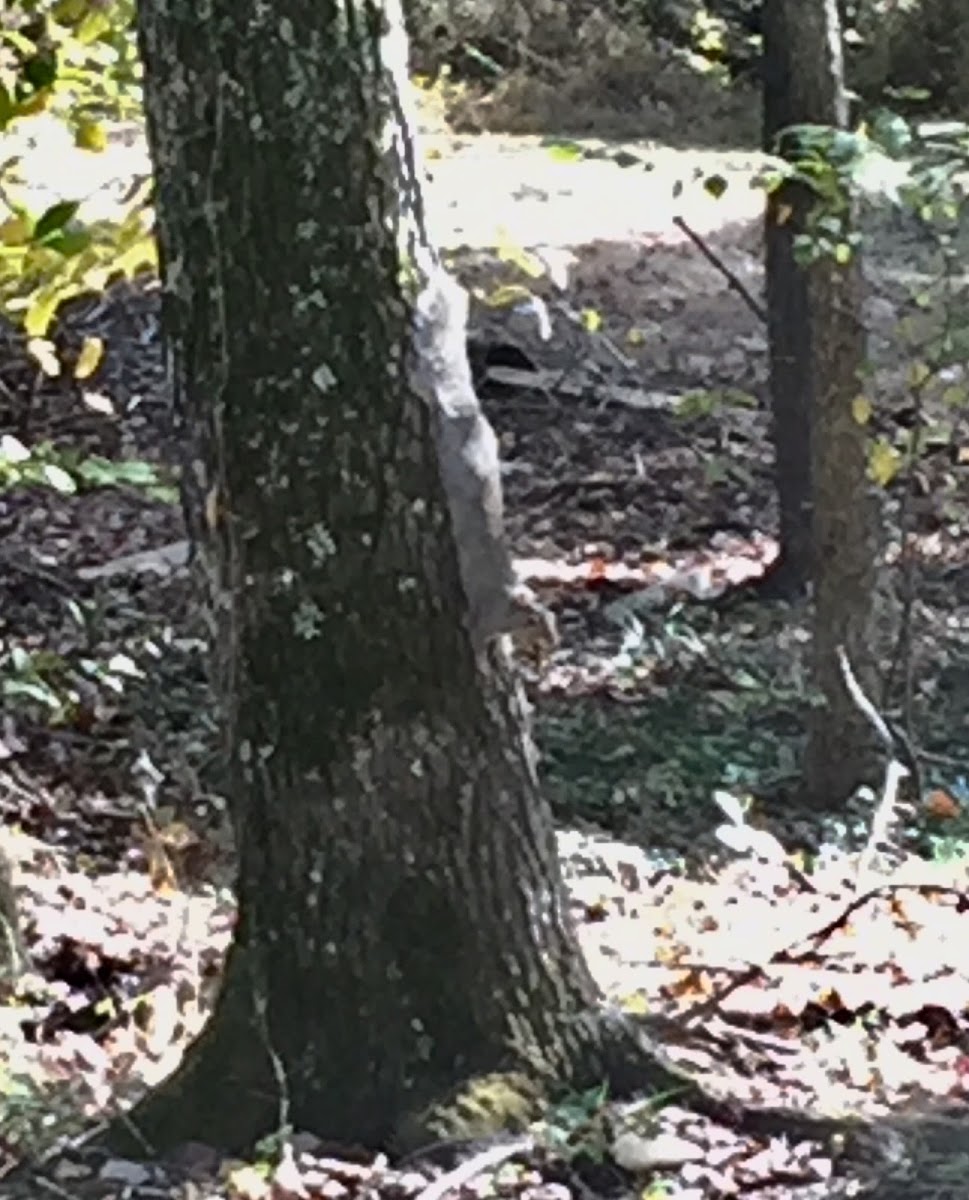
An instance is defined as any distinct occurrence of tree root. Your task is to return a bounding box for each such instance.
[395,1007,919,1182]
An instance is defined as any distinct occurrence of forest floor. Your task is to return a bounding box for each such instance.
[4,84,969,1199]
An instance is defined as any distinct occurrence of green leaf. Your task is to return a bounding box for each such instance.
[9,646,32,674]
[34,200,81,242]
[542,139,584,163]
[0,82,14,131]
[46,228,93,257]
[76,456,163,490]
[2,678,62,709]
[704,173,728,199]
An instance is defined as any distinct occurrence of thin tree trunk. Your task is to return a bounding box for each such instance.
[795,0,880,801]
[760,0,852,598]
[803,250,880,802]
[761,0,879,799]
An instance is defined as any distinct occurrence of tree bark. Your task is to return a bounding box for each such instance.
[122,0,679,1154]
[791,0,880,802]
[760,0,852,598]
[802,248,880,803]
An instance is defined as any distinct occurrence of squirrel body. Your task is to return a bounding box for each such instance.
[411,270,558,662]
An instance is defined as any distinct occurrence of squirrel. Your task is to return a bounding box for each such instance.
[411,268,558,666]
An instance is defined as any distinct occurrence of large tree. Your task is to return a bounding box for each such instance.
[123,0,687,1154]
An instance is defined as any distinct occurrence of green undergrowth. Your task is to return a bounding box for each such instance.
[537,600,810,848]
[536,593,969,867]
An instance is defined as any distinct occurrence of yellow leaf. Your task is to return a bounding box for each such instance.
[23,292,62,338]
[0,215,33,246]
[868,438,901,488]
[76,10,112,43]
[617,991,651,1015]
[16,91,51,117]
[27,337,60,376]
[626,327,646,346]
[51,0,87,20]
[143,817,179,895]
[909,361,931,387]
[581,307,602,332]
[113,237,158,276]
[74,337,104,380]
[75,120,107,153]
[851,395,872,425]
[483,283,533,309]
[494,229,545,279]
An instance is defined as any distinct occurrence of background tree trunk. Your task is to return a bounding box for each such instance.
[803,250,879,802]
[124,0,679,1154]
[796,0,880,802]
[760,0,852,597]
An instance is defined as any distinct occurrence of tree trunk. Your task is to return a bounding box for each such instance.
[760,0,852,598]
[122,0,680,1154]
[802,248,880,803]
[793,0,880,802]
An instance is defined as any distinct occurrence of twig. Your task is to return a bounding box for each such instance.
[855,758,909,889]
[836,645,920,885]
[919,748,969,772]
[837,645,895,752]
[414,1136,534,1200]
[672,216,767,323]
[550,298,636,371]
[0,552,78,596]
[774,883,966,965]
[680,880,965,1029]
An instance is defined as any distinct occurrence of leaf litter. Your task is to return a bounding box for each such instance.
[3,113,969,1200]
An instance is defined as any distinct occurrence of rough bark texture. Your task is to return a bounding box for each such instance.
[803,248,880,804]
[761,0,852,598]
[793,0,879,803]
[123,0,672,1155]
